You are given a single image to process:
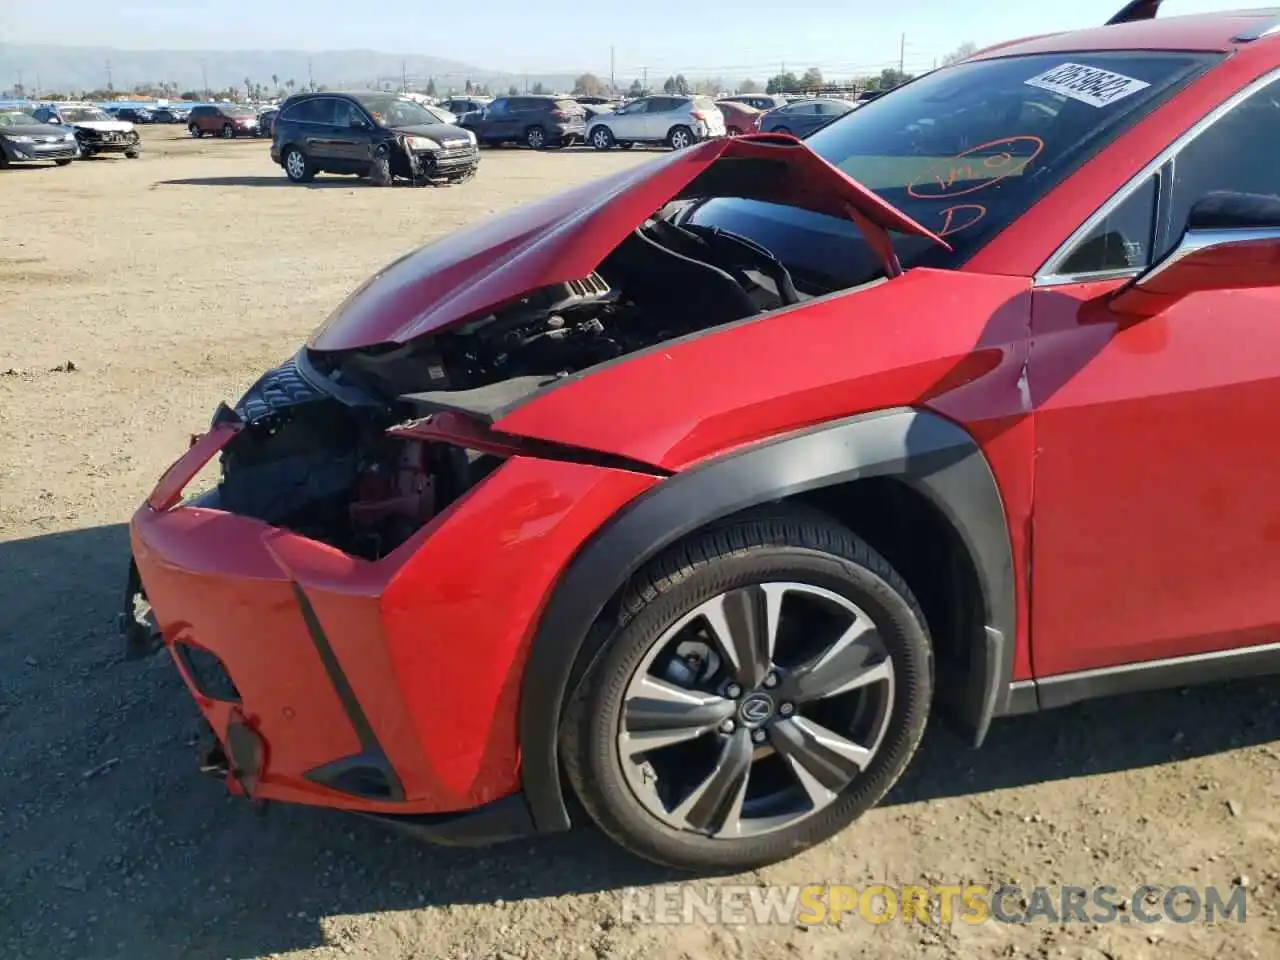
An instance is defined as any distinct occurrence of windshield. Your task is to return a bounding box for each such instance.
[62,107,111,122]
[357,96,439,127]
[0,111,37,128]
[804,51,1214,268]
[687,52,1214,286]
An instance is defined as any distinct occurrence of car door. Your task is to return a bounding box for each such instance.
[1028,69,1280,680]
[328,99,374,170]
[644,97,681,139]
[606,98,646,138]
[481,98,516,140]
[294,98,340,162]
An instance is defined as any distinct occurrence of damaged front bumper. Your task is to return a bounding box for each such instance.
[121,408,657,837]
[405,142,480,184]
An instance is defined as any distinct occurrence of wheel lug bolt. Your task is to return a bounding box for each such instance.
[720,719,736,734]
[779,702,795,717]
[763,673,779,689]
[752,729,767,744]
[725,683,743,699]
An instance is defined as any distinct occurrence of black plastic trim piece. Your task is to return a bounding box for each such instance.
[1034,642,1280,711]
[173,642,242,703]
[517,406,1016,833]
[1106,0,1161,26]
[293,583,406,802]
[356,792,538,846]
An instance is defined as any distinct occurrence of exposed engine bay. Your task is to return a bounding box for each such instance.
[215,210,832,559]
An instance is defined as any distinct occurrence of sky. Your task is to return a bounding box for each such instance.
[0,0,1249,79]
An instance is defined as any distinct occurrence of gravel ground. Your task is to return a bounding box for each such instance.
[1,126,1278,960]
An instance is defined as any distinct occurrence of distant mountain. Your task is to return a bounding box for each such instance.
[0,44,582,97]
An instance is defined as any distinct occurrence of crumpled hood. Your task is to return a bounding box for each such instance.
[72,119,136,133]
[389,122,474,143]
[308,133,948,353]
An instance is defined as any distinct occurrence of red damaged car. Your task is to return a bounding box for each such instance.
[124,1,1280,872]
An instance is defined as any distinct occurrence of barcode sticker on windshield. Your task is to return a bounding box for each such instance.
[1024,62,1151,108]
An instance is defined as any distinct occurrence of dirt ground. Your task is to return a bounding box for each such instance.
[1,125,1278,960]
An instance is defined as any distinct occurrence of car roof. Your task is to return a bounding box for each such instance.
[972,7,1280,58]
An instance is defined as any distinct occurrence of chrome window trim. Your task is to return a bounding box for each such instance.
[1035,65,1280,285]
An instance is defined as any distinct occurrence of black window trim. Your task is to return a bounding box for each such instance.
[1036,64,1280,285]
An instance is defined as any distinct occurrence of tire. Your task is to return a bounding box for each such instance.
[588,126,614,151]
[222,124,235,139]
[189,124,202,138]
[55,159,73,166]
[124,149,139,159]
[618,141,635,150]
[561,505,933,873]
[667,125,694,149]
[282,146,315,183]
[525,125,547,149]
[368,146,393,186]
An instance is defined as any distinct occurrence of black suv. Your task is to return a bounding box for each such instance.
[271,92,479,186]
[460,95,586,149]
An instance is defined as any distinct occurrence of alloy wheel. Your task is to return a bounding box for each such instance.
[591,128,611,150]
[527,127,545,149]
[617,582,895,839]
[671,128,692,149]
[285,151,307,181]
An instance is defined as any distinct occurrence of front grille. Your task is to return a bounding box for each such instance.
[35,145,78,159]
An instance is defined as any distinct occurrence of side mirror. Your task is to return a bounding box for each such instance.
[1110,192,1280,318]
[350,116,368,129]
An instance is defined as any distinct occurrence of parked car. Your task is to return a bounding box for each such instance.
[257,108,279,138]
[188,104,260,138]
[586,94,726,150]
[122,2,1280,874]
[270,91,479,185]
[152,106,189,123]
[461,95,587,148]
[31,102,140,158]
[760,97,856,137]
[441,96,490,118]
[0,109,79,166]
[855,90,885,105]
[421,104,457,125]
[714,99,763,136]
[720,93,788,111]
[111,106,154,124]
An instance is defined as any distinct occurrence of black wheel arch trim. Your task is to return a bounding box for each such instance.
[517,405,1017,834]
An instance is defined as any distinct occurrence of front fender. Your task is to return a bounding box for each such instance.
[517,405,1015,833]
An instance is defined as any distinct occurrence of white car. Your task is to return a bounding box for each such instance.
[586,94,726,150]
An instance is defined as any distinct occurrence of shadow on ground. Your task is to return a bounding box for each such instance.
[1,523,1276,960]
[154,176,359,189]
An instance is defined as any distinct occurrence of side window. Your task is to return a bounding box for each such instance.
[1053,76,1280,276]
[1161,76,1280,257]
[487,99,507,116]
[1059,176,1159,274]
[297,99,336,124]
[332,100,359,126]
